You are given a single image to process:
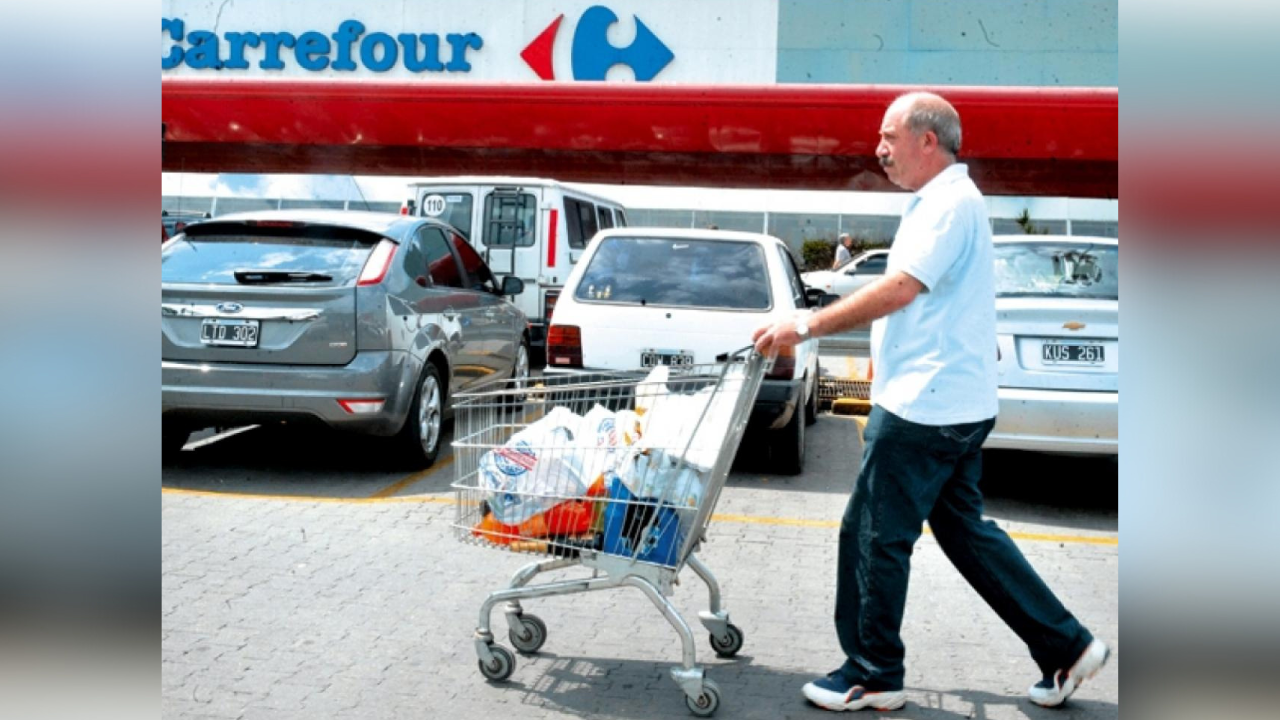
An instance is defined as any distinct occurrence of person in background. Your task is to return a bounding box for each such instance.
[753,91,1110,713]
[833,233,854,268]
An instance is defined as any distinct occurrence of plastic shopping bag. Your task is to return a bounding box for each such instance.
[478,406,590,525]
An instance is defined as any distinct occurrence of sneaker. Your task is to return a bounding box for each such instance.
[1028,639,1111,707]
[802,670,906,712]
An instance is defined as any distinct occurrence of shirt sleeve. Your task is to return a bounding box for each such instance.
[894,201,968,291]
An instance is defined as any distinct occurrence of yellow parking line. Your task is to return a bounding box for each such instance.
[368,455,456,499]
[160,488,1116,546]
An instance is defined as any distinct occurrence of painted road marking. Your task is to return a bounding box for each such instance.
[182,425,260,451]
[160,487,1117,546]
[368,454,456,499]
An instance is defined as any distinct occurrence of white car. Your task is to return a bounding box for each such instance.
[986,235,1118,455]
[544,228,822,474]
[800,249,889,298]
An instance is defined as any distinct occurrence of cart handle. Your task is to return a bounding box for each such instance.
[715,345,763,363]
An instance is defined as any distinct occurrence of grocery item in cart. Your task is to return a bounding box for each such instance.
[600,473,684,566]
[478,406,591,524]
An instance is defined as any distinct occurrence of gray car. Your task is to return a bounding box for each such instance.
[162,210,529,467]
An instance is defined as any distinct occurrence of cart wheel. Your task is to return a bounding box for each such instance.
[709,624,744,658]
[478,645,515,682]
[685,678,722,717]
[509,614,547,654]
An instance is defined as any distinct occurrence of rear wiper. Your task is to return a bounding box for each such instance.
[234,270,333,284]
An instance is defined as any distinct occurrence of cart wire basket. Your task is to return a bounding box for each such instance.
[451,347,768,716]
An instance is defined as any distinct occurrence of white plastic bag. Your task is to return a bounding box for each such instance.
[478,406,590,525]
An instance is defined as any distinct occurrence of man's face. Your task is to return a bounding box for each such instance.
[877,108,928,191]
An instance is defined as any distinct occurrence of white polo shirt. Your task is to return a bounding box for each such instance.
[870,163,999,425]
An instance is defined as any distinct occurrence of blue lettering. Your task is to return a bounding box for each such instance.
[224,32,261,70]
[295,32,331,71]
[259,32,296,70]
[360,32,398,72]
[444,33,482,72]
[399,34,445,72]
[331,20,364,71]
[185,31,221,70]
[161,18,184,70]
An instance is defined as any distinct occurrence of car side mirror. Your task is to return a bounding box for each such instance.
[818,292,841,308]
[804,287,826,308]
[500,276,524,296]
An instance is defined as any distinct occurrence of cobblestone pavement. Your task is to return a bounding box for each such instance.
[162,415,1118,720]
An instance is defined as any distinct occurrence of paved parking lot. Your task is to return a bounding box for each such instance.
[163,408,1118,720]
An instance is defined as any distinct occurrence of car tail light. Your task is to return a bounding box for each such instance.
[357,240,398,286]
[247,220,301,228]
[338,398,386,414]
[543,290,561,323]
[547,325,583,368]
[766,345,796,380]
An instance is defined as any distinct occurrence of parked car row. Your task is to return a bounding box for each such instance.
[162,207,1117,471]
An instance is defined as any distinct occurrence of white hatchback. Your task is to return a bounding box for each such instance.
[544,228,821,473]
[987,235,1118,455]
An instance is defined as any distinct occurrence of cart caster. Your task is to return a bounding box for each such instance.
[708,623,744,658]
[478,645,515,682]
[685,678,722,717]
[509,613,547,654]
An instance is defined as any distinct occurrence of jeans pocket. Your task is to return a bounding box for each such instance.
[938,424,984,445]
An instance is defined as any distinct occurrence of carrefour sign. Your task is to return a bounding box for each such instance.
[159,0,777,84]
[162,18,484,73]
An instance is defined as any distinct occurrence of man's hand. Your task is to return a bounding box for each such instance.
[753,318,803,357]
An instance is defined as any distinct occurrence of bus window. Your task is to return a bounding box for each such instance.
[483,192,537,247]
[564,197,599,249]
[597,206,614,230]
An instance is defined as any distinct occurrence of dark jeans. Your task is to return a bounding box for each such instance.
[835,406,1093,690]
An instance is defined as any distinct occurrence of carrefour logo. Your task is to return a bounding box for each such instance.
[521,5,674,81]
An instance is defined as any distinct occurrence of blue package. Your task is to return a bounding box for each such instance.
[601,474,684,566]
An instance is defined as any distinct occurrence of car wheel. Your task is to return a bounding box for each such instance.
[772,404,805,475]
[162,421,190,459]
[397,363,444,468]
[804,375,818,426]
[504,339,530,408]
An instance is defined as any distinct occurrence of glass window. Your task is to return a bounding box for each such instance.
[162,234,374,286]
[450,232,498,293]
[993,241,1118,300]
[417,226,464,288]
[1070,221,1119,239]
[694,210,765,233]
[615,209,628,227]
[482,192,537,247]
[777,245,806,307]
[213,197,278,216]
[992,217,1068,236]
[851,255,888,275]
[575,237,771,311]
[279,199,347,210]
[564,197,598,249]
[162,196,214,215]
[597,206,615,230]
[766,213,839,256]
[416,191,474,238]
[838,215,900,244]
[627,208,692,229]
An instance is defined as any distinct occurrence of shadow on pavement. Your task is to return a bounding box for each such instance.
[484,653,1117,719]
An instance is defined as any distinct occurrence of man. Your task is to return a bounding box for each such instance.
[753,92,1109,712]
[833,233,854,268]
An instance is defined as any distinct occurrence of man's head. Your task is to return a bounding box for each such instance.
[838,233,853,248]
[876,92,962,192]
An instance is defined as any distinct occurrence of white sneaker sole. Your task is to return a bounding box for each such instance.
[802,682,907,711]
[1029,639,1111,707]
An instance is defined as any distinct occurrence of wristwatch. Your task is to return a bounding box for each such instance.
[795,320,811,341]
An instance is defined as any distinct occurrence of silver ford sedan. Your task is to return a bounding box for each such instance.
[986,236,1118,455]
[161,210,530,468]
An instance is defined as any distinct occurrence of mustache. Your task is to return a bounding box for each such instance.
[878,156,894,168]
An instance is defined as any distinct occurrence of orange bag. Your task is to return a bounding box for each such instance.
[473,496,597,545]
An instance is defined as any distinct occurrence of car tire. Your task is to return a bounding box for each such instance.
[504,339,531,409]
[804,375,818,426]
[397,362,445,469]
[162,421,190,459]
[772,404,805,475]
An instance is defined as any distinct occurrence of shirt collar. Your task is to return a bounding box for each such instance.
[912,163,969,202]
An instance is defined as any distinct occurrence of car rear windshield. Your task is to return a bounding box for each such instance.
[575,237,771,310]
[162,235,376,286]
[994,242,1118,300]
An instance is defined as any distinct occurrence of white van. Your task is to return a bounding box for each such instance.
[406,177,628,356]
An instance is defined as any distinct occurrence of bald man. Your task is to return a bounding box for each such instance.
[754,92,1109,712]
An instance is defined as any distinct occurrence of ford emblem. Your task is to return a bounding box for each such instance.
[217,302,244,314]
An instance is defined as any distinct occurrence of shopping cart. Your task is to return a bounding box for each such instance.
[451,347,767,716]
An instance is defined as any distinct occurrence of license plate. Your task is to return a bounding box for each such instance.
[200,318,260,347]
[641,350,694,368]
[1042,342,1105,365]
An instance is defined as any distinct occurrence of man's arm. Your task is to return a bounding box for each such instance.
[753,270,925,355]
